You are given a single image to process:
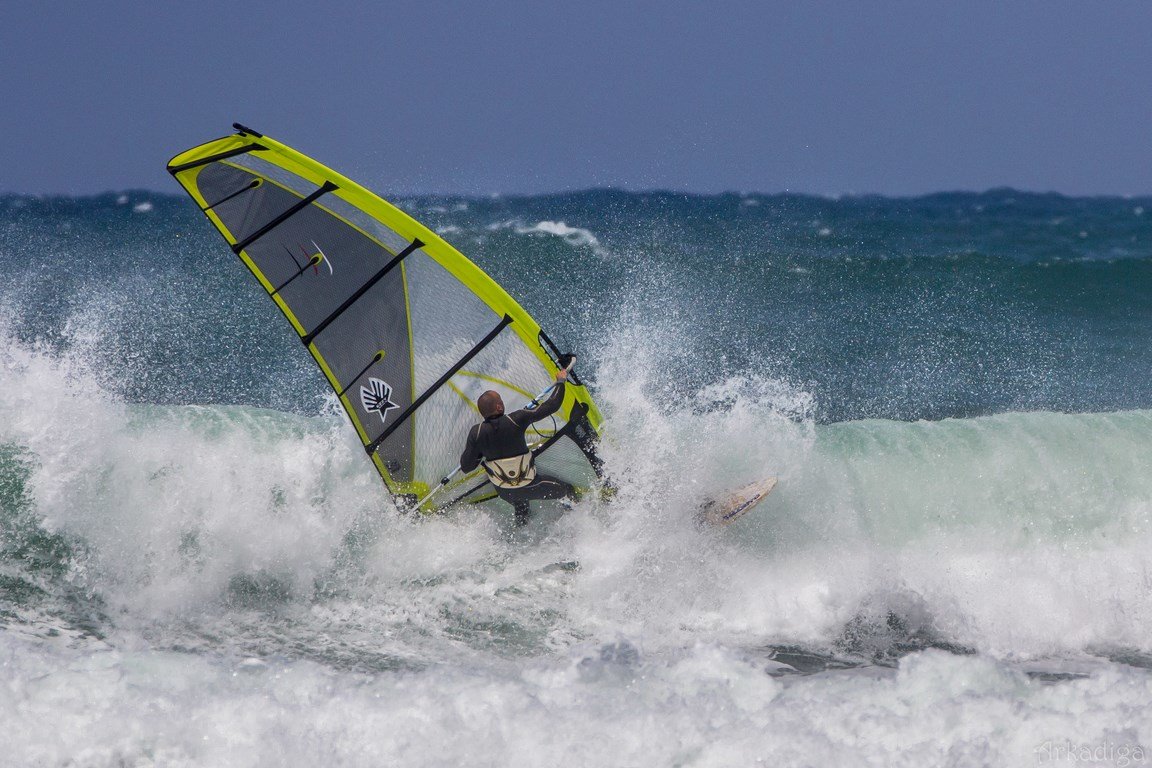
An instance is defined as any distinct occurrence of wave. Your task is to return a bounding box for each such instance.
[485,218,609,256]
[3,313,1151,665]
[2,332,1152,766]
[1,189,1151,670]
[5,185,1152,764]
[581,356,1152,659]
[4,630,1149,767]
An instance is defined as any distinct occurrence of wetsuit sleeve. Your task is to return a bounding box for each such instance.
[460,425,483,473]
[509,382,565,427]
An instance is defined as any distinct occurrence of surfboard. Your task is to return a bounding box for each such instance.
[699,477,778,526]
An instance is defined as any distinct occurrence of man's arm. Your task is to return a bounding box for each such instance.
[460,425,483,472]
[509,381,566,427]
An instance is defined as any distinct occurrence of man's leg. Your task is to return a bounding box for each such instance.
[520,474,575,503]
[496,488,535,527]
[498,474,576,526]
[513,498,531,527]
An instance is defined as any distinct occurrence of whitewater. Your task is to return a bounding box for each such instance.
[2,190,1152,766]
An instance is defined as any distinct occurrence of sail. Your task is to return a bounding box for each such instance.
[167,124,603,508]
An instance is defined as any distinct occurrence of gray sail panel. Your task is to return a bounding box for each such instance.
[193,160,417,480]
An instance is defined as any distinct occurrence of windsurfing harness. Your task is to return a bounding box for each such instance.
[482,454,537,489]
[460,382,566,489]
[167,124,603,510]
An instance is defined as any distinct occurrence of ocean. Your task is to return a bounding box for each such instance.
[2,188,1152,766]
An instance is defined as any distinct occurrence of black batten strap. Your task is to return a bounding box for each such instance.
[337,351,386,397]
[231,180,337,255]
[270,254,322,296]
[202,179,261,212]
[365,315,514,455]
[301,237,424,346]
[167,143,266,175]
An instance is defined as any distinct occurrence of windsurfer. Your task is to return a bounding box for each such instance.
[459,366,575,526]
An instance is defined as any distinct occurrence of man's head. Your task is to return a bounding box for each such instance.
[477,390,504,419]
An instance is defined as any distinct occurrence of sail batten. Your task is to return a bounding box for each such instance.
[168,126,603,506]
[301,237,423,347]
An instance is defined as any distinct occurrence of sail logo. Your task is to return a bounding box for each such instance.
[361,377,400,423]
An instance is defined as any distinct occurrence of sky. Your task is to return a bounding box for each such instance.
[3,1,1152,197]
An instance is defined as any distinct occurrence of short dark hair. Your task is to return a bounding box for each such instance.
[477,390,504,418]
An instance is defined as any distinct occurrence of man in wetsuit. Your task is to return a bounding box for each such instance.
[459,366,575,526]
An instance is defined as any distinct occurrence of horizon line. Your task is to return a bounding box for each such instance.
[4,185,1152,204]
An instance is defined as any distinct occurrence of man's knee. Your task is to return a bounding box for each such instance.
[533,475,575,500]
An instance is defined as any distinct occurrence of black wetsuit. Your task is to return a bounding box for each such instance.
[460,382,574,526]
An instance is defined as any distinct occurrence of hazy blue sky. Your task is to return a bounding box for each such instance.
[3,1,1151,196]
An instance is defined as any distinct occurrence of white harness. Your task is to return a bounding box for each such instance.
[482,453,537,489]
